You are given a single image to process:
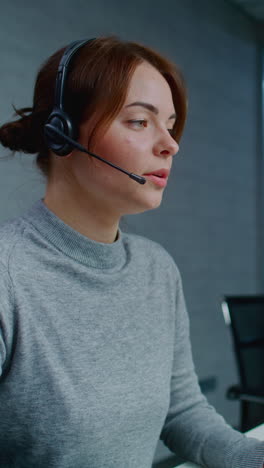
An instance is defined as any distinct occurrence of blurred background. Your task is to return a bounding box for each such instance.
[0,0,263,466]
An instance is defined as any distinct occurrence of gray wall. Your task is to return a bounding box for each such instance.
[0,0,261,465]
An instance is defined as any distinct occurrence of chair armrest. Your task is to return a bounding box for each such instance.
[226,385,242,400]
[226,385,264,404]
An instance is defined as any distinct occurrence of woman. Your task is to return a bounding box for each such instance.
[0,36,263,468]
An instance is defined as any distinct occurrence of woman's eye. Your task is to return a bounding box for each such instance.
[128,120,174,137]
[128,119,148,128]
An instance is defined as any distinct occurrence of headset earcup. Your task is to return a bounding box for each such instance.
[44,110,75,156]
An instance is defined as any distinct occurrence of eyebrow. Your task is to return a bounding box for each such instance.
[125,101,176,120]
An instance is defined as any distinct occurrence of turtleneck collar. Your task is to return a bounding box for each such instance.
[23,199,127,271]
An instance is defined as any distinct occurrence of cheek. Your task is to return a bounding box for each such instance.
[114,135,148,160]
[97,136,135,164]
[92,129,150,174]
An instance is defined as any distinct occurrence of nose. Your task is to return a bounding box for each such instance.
[153,130,179,158]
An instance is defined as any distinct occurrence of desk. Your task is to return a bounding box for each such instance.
[174,424,264,468]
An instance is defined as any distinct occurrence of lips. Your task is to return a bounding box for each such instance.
[143,169,170,178]
[143,169,169,188]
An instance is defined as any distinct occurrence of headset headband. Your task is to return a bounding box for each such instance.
[44,37,98,156]
[54,38,96,111]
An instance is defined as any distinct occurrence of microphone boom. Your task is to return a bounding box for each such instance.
[44,125,146,185]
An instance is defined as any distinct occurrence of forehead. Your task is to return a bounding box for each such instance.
[125,62,174,109]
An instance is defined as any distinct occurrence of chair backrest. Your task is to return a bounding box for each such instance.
[222,295,264,395]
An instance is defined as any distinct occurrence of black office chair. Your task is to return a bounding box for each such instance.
[222,295,264,432]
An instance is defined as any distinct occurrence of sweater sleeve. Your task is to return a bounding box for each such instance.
[0,262,14,378]
[159,268,264,468]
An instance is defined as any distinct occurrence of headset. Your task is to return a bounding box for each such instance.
[44,38,146,184]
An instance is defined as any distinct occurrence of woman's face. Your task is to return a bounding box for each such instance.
[71,61,179,216]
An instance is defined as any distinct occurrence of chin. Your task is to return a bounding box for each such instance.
[144,198,163,211]
[125,194,163,215]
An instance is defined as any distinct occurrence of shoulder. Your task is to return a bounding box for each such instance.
[0,214,27,271]
[122,231,181,280]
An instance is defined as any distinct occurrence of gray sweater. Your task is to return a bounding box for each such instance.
[0,199,263,468]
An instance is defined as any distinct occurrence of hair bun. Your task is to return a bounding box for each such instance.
[0,107,39,154]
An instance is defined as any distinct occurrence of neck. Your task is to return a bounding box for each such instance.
[44,183,120,245]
